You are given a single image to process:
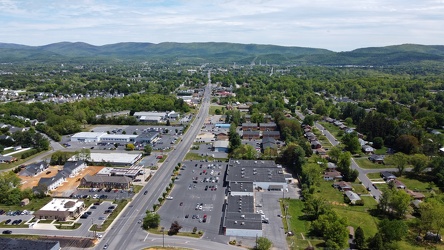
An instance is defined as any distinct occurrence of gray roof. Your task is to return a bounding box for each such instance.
[83,174,132,184]
[0,238,60,250]
[242,131,260,136]
[242,122,257,127]
[224,195,262,230]
[261,137,276,144]
[224,214,263,230]
[38,172,66,188]
[259,122,277,127]
[345,191,361,201]
[64,160,85,173]
[229,182,254,193]
[226,159,286,183]
[262,131,280,136]
[20,161,48,176]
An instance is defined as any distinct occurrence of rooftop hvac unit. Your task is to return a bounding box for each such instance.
[241,222,245,225]
[241,215,245,218]
[234,220,238,224]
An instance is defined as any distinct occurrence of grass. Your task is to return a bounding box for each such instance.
[147,227,202,238]
[132,185,143,193]
[38,219,54,224]
[184,152,222,162]
[354,157,394,169]
[55,223,81,230]
[0,196,52,212]
[1,148,14,154]
[316,181,346,204]
[158,155,167,163]
[209,105,224,115]
[374,146,387,155]
[367,173,383,179]
[318,122,343,139]
[397,176,437,193]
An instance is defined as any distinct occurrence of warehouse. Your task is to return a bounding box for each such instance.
[223,195,263,237]
[70,132,107,142]
[68,152,142,166]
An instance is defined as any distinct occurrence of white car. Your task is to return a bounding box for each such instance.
[97,234,103,239]
[166,196,173,200]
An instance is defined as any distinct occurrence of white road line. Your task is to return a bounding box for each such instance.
[144,233,149,241]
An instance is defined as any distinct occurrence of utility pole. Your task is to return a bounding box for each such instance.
[255,234,258,249]
[161,226,165,247]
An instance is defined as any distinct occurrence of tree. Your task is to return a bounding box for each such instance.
[341,132,361,154]
[354,226,365,250]
[75,148,91,162]
[144,145,153,155]
[142,212,160,229]
[395,134,419,154]
[168,220,182,235]
[388,152,408,176]
[279,143,306,174]
[410,153,428,174]
[303,115,315,126]
[126,143,135,151]
[311,210,348,249]
[301,163,322,190]
[303,196,330,220]
[255,237,272,250]
[373,137,384,149]
[378,219,408,243]
[420,199,444,237]
[327,146,342,163]
[228,123,241,152]
[368,233,384,250]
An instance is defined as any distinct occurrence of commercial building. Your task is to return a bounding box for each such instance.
[33,198,85,221]
[70,132,158,144]
[68,152,142,166]
[133,111,180,123]
[223,195,262,237]
[71,132,107,142]
[212,140,229,152]
[80,175,132,189]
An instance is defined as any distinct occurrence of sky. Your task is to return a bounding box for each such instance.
[0,0,443,51]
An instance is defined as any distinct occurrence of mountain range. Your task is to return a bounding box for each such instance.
[0,42,444,66]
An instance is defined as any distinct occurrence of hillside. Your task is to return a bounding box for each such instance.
[0,42,443,65]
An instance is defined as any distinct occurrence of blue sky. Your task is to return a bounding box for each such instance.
[1,0,443,51]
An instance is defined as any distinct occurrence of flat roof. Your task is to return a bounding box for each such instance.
[229,182,254,193]
[0,238,60,250]
[213,141,229,148]
[69,152,142,164]
[39,198,84,212]
[227,195,255,213]
[100,134,138,139]
[226,159,286,183]
[224,195,262,230]
[72,132,107,139]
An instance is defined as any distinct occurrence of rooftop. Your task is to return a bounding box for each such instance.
[226,160,286,183]
[39,198,84,212]
[229,182,254,193]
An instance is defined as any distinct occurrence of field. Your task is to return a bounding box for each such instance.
[0,196,52,212]
[354,157,395,169]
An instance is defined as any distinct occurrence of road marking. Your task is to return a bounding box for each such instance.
[185,241,189,244]
[151,238,157,241]
[144,233,149,241]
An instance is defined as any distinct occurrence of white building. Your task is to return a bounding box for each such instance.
[69,152,142,166]
[71,132,107,142]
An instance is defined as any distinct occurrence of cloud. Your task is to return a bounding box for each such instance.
[0,0,443,51]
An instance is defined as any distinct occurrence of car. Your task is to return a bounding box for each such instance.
[185,214,189,218]
[104,210,112,214]
[108,206,115,210]
[94,202,101,205]
[138,219,142,224]
[99,217,106,220]
[192,214,197,219]
[203,214,207,219]
[5,219,11,224]
[81,214,89,219]
[103,243,109,249]
[97,234,103,239]
[144,190,148,195]
[179,202,183,206]
[198,205,203,210]
[166,196,173,200]
[2,230,12,234]
[86,211,92,215]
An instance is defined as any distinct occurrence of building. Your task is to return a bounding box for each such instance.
[261,137,277,152]
[0,154,17,163]
[380,171,396,181]
[323,170,342,181]
[81,175,132,189]
[344,191,362,204]
[215,132,229,141]
[70,132,107,142]
[262,130,280,139]
[33,198,84,221]
[215,123,231,129]
[0,238,60,250]
[228,182,254,196]
[35,172,66,194]
[225,159,288,190]
[362,145,375,154]
[391,179,406,189]
[63,160,87,177]
[133,111,167,123]
[333,181,353,191]
[242,122,258,131]
[223,195,262,237]
[69,152,142,166]
[19,161,49,177]
[109,165,144,179]
[368,154,385,164]
[311,140,322,149]
[212,141,229,153]
[242,130,260,140]
[259,122,277,131]
[406,189,426,200]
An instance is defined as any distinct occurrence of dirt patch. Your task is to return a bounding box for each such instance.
[19,165,104,197]
[330,201,348,206]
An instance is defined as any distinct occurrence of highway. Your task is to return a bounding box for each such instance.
[94,71,238,250]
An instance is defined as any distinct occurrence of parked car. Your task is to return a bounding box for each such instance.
[2,230,12,234]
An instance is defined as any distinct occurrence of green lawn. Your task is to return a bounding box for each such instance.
[0,196,52,212]
[318,122,343,140]
[367,173,383,179]
[397,176,437,193]
[132,185,143,193]
[209,105,225,115]
[354,157,394,169]
[316,181,347,204]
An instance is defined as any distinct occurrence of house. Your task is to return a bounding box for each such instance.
[323,170,342,181]
[242,122,258,131]
[311,140,322,149]
[63,160,87,177]
[19,161,49,176]
[242,130,260,140]
[0,134,14,141]
[380,171,396,181]
[259,122,277,131]
[215,132,229,141]
[333,181,353,191]
[261,137,277,152]
[368,154,385,164]
[362,145,375,154]
[0,155,17,163]
[406,189,426,201]
[327,162,337,171]
[390,179,406,189]
[315,148,328,158]
[35,172,66,194]
[33,198,84,221]
[262,130,280,139]
[344,191,362,204]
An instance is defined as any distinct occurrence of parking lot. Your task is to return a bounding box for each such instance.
[71,188,134,201]
[77,201,116,228]
[0,211,33,227]
[157,160,228,237]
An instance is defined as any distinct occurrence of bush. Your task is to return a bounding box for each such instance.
[168,221,182,235]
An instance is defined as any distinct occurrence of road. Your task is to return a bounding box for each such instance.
[294,111,385,201]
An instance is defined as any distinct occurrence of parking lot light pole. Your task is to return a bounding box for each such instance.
[161,226,165,247]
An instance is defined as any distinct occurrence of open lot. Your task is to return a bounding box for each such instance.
[157,160,227,237]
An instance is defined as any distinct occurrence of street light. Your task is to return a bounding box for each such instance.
[161,226,165,247]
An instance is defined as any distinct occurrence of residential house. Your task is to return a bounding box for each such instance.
[0,154,17,163]
[19,161,49,176]
[242,122,258,131]
[344,191,362,204]
[311,140,322,149]
[368,154,385,164]
[362,145,375,154]
[333,181,353,191]
[35,172,66,194]
[262,131,280,139]
[0,134,14,141]
[242,131,260,140]
[315,148,328,158]
[63,160,87,177]
[323,170,342,181]
[380,171,396,182]
[391,179,406,189]
[259,122,277,131]
[406,189,426,201]
[261,137,277,152]
[327,162,338,171]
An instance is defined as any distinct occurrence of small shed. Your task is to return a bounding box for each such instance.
[21,198,30,206]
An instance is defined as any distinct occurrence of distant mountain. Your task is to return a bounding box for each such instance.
[0,42,443,65]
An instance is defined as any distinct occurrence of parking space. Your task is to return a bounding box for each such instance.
[158,160,228,237]
[0,212,33,227]
[71,188,134,201]
[77,201,116,226]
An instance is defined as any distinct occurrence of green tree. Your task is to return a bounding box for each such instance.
[255,237,272,250]
[303,196,330,220]
[168,220,182,235]
[279,143,306,174]
[368,233,384,250]
[126,143,136,151]
[378,219,408,243]
[144,145,153,155]
[420,199,444,237]
[410,153,429,174]
[327,146,342,163]
[388,152,408,176]
[395,134,419,154]
[341,132,361,154]
[142,212,160,229]
[373,137,384,149]
[354,226,365,250]
[228,123,241,152]
[301,163,322,190]
[311,210,348,249]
